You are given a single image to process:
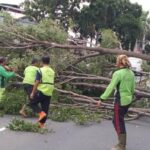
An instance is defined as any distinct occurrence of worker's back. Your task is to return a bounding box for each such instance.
[114,68,135,106]
[23,65,38,85]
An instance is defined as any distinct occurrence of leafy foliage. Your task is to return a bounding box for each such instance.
[114,13,142,50]
[22,0,85,29]
[101,29,119,49]
[141,61,150,72]
[145,31,150,41]
[0,14,74,72]
[144,44,150,54]
[49,106,102,125]
[8,118,49,133]
[0,85,34,117]
[75,0,142,50]
[140,11,150,42]
[0,85,102,125]
[21,0,150,51]
[0,5,149,125]
[0,18,67,44]
[0,12,14,25]
[77,55,115,76]
[0,88,26,115]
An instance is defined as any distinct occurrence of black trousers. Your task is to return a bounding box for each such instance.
[23,84,33,105]
[113,103,130,134]
[29,91,51,124]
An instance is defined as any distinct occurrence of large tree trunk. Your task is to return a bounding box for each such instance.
[49,43,150,61]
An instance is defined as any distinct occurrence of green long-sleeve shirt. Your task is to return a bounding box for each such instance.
[0,65,15,88]
[100,68,135,106]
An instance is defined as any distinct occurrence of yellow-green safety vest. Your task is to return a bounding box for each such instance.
[38,66,55,96]
[23,66,39,85]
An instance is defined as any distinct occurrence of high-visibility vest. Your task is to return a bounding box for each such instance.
[23,66,39,85]
[38,66,55,96]
[100,68,135,106]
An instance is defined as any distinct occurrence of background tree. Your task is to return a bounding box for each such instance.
[23,0,145,50]
[22,0,89,30]
[100,29,120,49]
[75,0,142,50]
[139,11,150,52]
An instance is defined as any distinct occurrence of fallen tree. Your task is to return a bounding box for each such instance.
[56,89,150,120]
[1,19,150,122]
[70,82,150,98]
[1,24,150,61]
[1,38,150,61]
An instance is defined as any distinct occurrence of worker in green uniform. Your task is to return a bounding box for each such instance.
[0,57,16,100]
[30,55,55,128]
[98,55,135,150]
[19,58,40,117]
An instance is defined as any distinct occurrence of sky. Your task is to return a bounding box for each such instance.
[130,0,150,12]
[0,0,24,5]
[0,0,149,12]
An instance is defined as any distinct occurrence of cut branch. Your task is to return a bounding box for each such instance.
[56,89,150,118]
[70,82,150,98]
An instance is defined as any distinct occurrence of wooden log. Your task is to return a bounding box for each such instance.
[58,73,150,93]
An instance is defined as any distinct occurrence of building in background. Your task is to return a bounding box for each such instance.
[0,3,24,18]
[0,3,35,25]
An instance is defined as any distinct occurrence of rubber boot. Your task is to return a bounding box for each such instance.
[111,134,126,150]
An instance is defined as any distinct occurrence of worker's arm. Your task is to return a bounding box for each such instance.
[131,75,135,97]
[100,71,120,101]
[30,80,40,99]
[30,71,41,99]
[0,67,15,79]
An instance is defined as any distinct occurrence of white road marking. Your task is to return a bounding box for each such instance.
[0,127,6,132]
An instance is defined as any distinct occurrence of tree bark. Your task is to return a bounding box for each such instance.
[50,43,150,61]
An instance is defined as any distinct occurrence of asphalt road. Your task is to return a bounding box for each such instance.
[0,115,149,150]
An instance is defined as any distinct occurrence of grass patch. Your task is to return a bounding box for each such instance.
[8,118,49,134]
[0,88,36,117]
[1,88,102,126]
[49,106,102,125]
[0,88,26,115]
